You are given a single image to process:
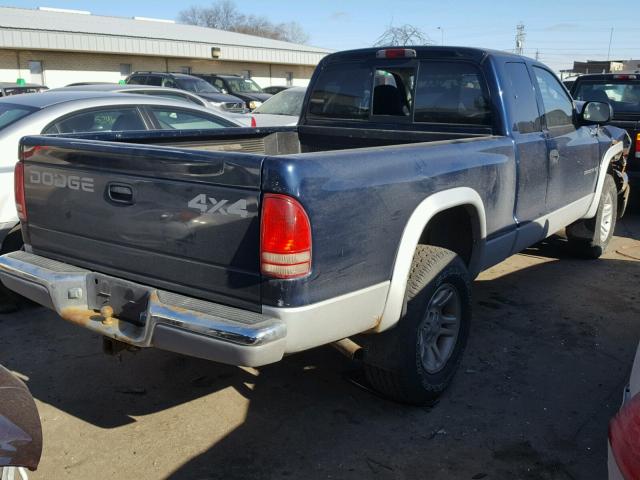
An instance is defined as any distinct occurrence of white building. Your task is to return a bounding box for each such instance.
[0,6,331,89]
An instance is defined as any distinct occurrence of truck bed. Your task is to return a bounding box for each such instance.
[19,126,496,312]
[60,125,492,156]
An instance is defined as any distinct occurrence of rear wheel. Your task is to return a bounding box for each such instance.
[566,174,617,259]
[362,245,471,405]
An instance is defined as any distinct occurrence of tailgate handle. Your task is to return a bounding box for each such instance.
[107,183,134,205]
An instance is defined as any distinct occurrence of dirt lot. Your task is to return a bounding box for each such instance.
[1,216,639,480]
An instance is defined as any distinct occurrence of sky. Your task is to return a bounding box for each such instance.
[9,0,640,73]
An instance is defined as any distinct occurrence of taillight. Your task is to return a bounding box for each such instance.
[376,48,417,59]
[609,392,640,479]
[14,161,27,222]
[260,193,311,279]
[250,116,257,128]
[614,74,638,80]
[635,133,639,159]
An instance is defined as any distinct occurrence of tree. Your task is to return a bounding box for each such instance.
[374,24,434,47]
[178,1,309,44]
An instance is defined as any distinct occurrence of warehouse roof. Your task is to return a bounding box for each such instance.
[0,6,331,65]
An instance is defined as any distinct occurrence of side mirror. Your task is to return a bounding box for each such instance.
[579,101,612,125]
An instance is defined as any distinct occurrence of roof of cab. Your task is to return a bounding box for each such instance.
[322,46,525,64]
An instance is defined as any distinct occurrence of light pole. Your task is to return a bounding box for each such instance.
[437,26,444,45]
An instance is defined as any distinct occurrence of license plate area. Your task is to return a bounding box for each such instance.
[86,273,151,326]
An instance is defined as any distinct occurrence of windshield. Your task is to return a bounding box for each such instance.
[176,78,220,94]
[226,78,263,93]
[574,81,640,114]
[253,89,305,116]
[0,103,37,131]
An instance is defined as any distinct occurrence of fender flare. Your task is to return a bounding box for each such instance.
[374,187,486,332]
[582,141,624,219]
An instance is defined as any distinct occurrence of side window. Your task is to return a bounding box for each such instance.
[372,68,415,117]
[504,62,542,133]
[213,79,226,91]
[414,61,492,126]
[162,78,177,88]
[146,75,163,87]
[307,63,373,119]
[43,108,146,134]
[532,67,574,128]
[148,107,231,130]
[127,75,146,85]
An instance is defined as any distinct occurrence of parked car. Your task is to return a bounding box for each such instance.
[0,47,629,406]
[0,91,246,255]
[263,86,291,95]
[251,87,305,126]
[48,84,252,126]
[0,365,42,479]
[0,83,48,97]
[195,74,272,110]
[608,341,640,479]
[571,73,640,203]
[125,72,246,113]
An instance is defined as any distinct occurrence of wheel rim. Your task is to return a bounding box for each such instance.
[418,283,461,374]
[600,191,614,243]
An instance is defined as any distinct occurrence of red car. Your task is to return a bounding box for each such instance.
[609,343,640,479]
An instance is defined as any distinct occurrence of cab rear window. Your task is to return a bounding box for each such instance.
[414,62,492,126]
[307,59,492,126]
[308,63,373,119]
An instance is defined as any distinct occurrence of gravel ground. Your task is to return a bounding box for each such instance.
[1,215,639,480]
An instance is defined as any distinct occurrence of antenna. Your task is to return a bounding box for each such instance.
[515,23,525,55]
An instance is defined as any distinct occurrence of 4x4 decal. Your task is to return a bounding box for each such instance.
[187,194,248,218]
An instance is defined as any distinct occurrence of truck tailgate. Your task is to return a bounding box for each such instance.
[20,136,263,312]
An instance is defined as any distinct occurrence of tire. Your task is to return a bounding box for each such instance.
[362,245,471,405]
[566,174,617,259]
[0,224,23,255]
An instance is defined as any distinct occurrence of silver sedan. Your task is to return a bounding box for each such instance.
[48,84,252,126]
[0,91,248,254]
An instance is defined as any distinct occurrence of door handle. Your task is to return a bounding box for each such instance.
[107,183,134,205]
[549,149,560,164]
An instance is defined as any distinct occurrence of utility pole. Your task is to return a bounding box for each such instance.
[535,49,540,61]
[607,27,614,61]
[515,22,525,55]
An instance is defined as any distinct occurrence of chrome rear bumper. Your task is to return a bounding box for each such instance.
[0,251,286,366]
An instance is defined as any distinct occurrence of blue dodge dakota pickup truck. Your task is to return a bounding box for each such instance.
[0,47,629,404]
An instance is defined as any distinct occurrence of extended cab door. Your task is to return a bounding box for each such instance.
[532,66,599,212]
[504,62,549,224]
